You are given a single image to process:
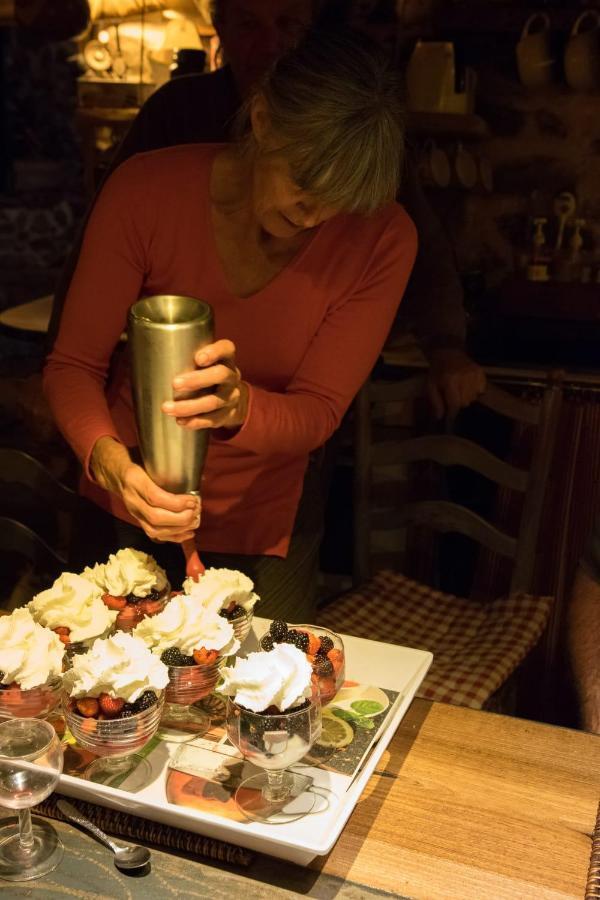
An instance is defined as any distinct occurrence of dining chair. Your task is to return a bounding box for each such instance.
[0,447,76,609]
[317,372,563,712]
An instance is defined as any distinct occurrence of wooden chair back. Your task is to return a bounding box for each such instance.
[353,374,563,593]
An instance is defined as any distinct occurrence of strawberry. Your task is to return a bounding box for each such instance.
[300,630,321,657]
[75,697,99,718]
[327,649,344,674]
[58,633,71,645]
[98,693,125,717]
[116,606,143,629]
[193,647,219,666]
[318,676,337,703]
[138,598,164,617]
[102,593,127,610]
[53,626,70,636]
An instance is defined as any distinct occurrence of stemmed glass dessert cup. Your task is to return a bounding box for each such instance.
[225,692,322,823]
[0,717,64,882]
[159,658,223,741]
[63,691,164,789]
[294,625,345,705]
[0,677,62,722]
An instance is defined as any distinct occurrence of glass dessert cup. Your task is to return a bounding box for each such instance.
[0,717,64,881]
[225,694,322,823]
[63,691,164,789]
[63,630,114,666]
[0,677,62,722]
[223,609,253,648]
[158,660,222,742]
[295,624,345,705]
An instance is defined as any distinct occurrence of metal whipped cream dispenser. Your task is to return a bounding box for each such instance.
[128,294,214,580]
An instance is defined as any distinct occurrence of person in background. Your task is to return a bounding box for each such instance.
[568,517,600,732]
[47,0,485,418]
[44,28,417,621]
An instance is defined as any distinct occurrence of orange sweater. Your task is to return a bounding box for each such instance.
[44,145,417,557]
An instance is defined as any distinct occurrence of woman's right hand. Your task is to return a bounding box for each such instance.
[90,436,200,543]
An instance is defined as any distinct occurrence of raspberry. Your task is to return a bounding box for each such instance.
[327,649,344,674]
[161,647,187,667]
[98,693,125,717]
[75,697,99,718]
[318,635,334,655]
[101,593,127,610]
[313,655,334,677]
[132,690,157,713]
[301,630,321,656]
[138,598,164,617]
[260,634,274,651]
[193,647,219,666]
[269,619,287,642]
[53,626,70,636]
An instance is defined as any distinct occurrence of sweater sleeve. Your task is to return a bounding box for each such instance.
[43,157,148,474]
[221,211,418,457]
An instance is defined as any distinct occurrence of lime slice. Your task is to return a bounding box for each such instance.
[316,710,354,749]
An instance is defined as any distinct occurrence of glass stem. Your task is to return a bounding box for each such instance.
[18,808,34,852]
[264,769,287,802]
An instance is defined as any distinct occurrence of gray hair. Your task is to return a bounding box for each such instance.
[238,28,404,215]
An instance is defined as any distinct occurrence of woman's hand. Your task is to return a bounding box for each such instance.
[161,339,249,431]
[90,437,200,543]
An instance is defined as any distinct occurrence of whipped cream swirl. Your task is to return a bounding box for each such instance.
[62,632,169,702]
[0,608,64,691]
[218,644,313,713]
[133,593,239,657]
[83,548,168,599]
[183,568,259,615]
[29,572,117,642]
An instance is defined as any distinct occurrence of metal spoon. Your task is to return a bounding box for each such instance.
[57,798,151,870]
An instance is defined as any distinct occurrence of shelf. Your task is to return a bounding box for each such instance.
[407,111,489,140]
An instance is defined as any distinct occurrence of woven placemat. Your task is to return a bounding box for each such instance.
[37,793,254,867]
[586,799,600,899]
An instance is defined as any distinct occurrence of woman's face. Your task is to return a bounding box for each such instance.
[252,152,338,239]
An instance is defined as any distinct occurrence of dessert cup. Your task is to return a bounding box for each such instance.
[159,658,222,741]
[62,628,115,666]
[295,625,345,704]
[0,678,62,722]
[63,691,164,789]
[225,693,322,823]
[223,608,253,649]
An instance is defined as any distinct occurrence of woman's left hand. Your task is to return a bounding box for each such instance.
[161,339,249,431]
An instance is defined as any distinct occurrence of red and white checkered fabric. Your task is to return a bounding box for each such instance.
[317,570,553,709]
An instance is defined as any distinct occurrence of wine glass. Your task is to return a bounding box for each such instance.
[63,692,164,790]
[0,718,64,882]
[225,693,322,823]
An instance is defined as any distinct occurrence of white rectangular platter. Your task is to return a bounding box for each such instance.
[57,618,432,866]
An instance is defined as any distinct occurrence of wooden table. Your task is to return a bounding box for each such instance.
[4,699,599,899]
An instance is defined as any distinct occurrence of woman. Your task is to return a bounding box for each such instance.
[44,28,417,621]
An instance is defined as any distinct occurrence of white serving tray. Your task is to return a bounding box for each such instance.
[57,618,432,866]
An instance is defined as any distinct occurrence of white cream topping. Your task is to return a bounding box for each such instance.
[133,593,239,657]
[28,572,117,642]
[83,548,168,598]
[217,644,313,713]
[182,568,259,615]
[0,608,64,691]
[62,632,169,702]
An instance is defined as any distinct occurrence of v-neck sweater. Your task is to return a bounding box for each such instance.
[44,145,417,557]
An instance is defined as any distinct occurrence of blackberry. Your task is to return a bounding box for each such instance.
[285,629,307,651]
[126,592,144,605]
[269,619,287,642]
[260,634,274,652]
[318,635,334,655]
[161,647,187,667]
[226,604,245,621]
[313,656,334,677]
[120,708,136,718]
[180,654,195,666]
[146,588,161,601]
[132,690,158,713]
[290,699,311,712]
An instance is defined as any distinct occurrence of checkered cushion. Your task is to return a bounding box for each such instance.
[317,570,553,709]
